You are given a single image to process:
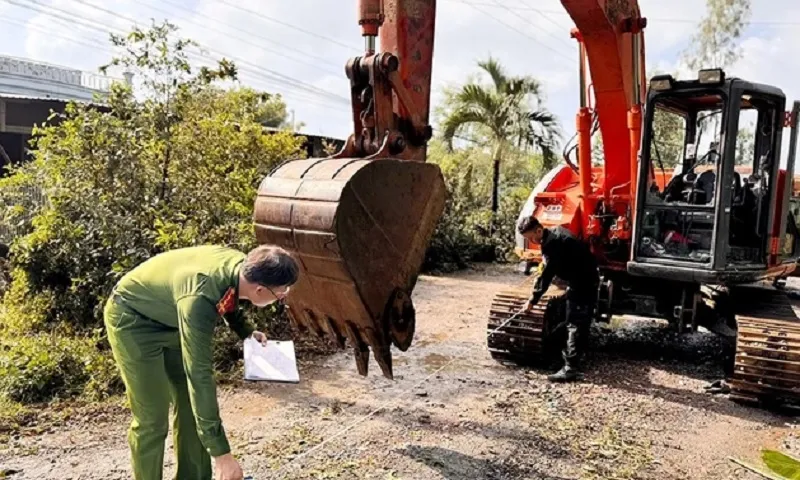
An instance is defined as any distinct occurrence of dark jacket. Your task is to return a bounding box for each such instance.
[530,226,599,304]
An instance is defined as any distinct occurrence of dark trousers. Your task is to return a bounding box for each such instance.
[563,287,595,369]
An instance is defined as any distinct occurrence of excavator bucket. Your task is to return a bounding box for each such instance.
[253,156,446,379]
[254,0,442,379]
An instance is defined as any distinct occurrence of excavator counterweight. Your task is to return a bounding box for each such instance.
[253,0,445,379]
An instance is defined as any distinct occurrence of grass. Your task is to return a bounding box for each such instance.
[515,393,653,480]
[0,396,33,434]
[262,425,324,470]
[0,393,128,439]
[259,424,381,479]
[583,426,653,480]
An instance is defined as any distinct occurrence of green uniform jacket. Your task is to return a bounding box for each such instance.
[112,245,256,457]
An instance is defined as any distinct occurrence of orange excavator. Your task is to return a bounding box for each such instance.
[251,0,800,408]
[489,0,800,406]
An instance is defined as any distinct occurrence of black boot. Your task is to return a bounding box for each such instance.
[547,365,579,382]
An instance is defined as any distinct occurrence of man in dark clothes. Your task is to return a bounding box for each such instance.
[519,216,600,382]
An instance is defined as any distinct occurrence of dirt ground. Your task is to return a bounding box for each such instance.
[2,264,799,479]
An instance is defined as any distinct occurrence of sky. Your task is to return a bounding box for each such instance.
[1,0,799,146]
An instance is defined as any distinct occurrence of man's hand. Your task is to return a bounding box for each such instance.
[524,300,534,312]
[215,453,244,480]
[251,331,268,346]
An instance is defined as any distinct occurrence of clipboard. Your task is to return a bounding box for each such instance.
[243,338,300,383]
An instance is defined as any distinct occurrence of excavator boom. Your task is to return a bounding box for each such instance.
[562,0,647,202]
[253,0,445,379]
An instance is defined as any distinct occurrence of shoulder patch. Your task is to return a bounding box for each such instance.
[216,287,236,316]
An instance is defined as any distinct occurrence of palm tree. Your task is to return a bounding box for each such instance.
[440,57,561,216]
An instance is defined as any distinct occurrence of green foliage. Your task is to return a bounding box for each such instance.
[650,105,687,169]
[680,0,751,141]
[257,94,292,128]
[0,257,8,298]
[438,57,560,214]
[423,140,541,272]
[682,0,752,71]
[0,21,304,405]
[591,134,603,165]
[0,334,103,403]
[735,127,756,165]
[0,395,33,433]
[646,0,752,172]
[0,268,55,335]
[763,449,800,480]
[642,68,688,170]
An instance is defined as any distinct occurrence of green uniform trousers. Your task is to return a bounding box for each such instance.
[104,296,213,480]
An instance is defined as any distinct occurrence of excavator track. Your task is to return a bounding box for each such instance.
[730,286,800,406]
[487,278,567,365]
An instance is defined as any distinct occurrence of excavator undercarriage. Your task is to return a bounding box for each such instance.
[487,279,567,365]
[730,286,800,405]
[489,277,800,407]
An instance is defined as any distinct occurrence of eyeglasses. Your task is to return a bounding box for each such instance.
[267,285,291,300]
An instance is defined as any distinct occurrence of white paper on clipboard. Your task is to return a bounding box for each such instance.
[243,338,300,383]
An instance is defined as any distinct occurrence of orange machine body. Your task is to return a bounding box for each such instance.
[521,0,797,276]
[520,0,649,271]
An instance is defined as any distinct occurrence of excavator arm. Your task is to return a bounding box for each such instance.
[253,0,445,379]
[563,0,647,193]
[562,0,647,241]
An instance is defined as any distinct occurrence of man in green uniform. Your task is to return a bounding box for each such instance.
[104,244,299,480]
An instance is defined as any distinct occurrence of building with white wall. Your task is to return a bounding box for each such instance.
[0,55,123,172]
[0,54,116,103]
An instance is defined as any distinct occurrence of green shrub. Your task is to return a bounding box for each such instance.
[0,21,307,404]
[0,268,55,335]
[423,140,542,272]
[0,395,33,433]
[0,21,303,340]
[0,311,292,405]
[0,335,95,403]
[0,256,9,299]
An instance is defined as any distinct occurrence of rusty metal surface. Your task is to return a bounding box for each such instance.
[487,279,567,364]
[252,0,443,380]
[340,0,436,163]
[380,0,436,130]
[254,156,446,379]
[730,287,800,406]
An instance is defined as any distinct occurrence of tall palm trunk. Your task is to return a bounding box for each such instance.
[490,143,502,235]
[491,157,500,213]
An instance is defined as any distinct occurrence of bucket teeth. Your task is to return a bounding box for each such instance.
[354,346,370,376]
[373,346,393,380]
[324,316,347,349]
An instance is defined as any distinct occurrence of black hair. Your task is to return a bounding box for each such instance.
[517,216,543,235]
[242,245,299,287]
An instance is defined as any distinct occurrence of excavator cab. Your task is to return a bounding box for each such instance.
[630,69,800,284]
